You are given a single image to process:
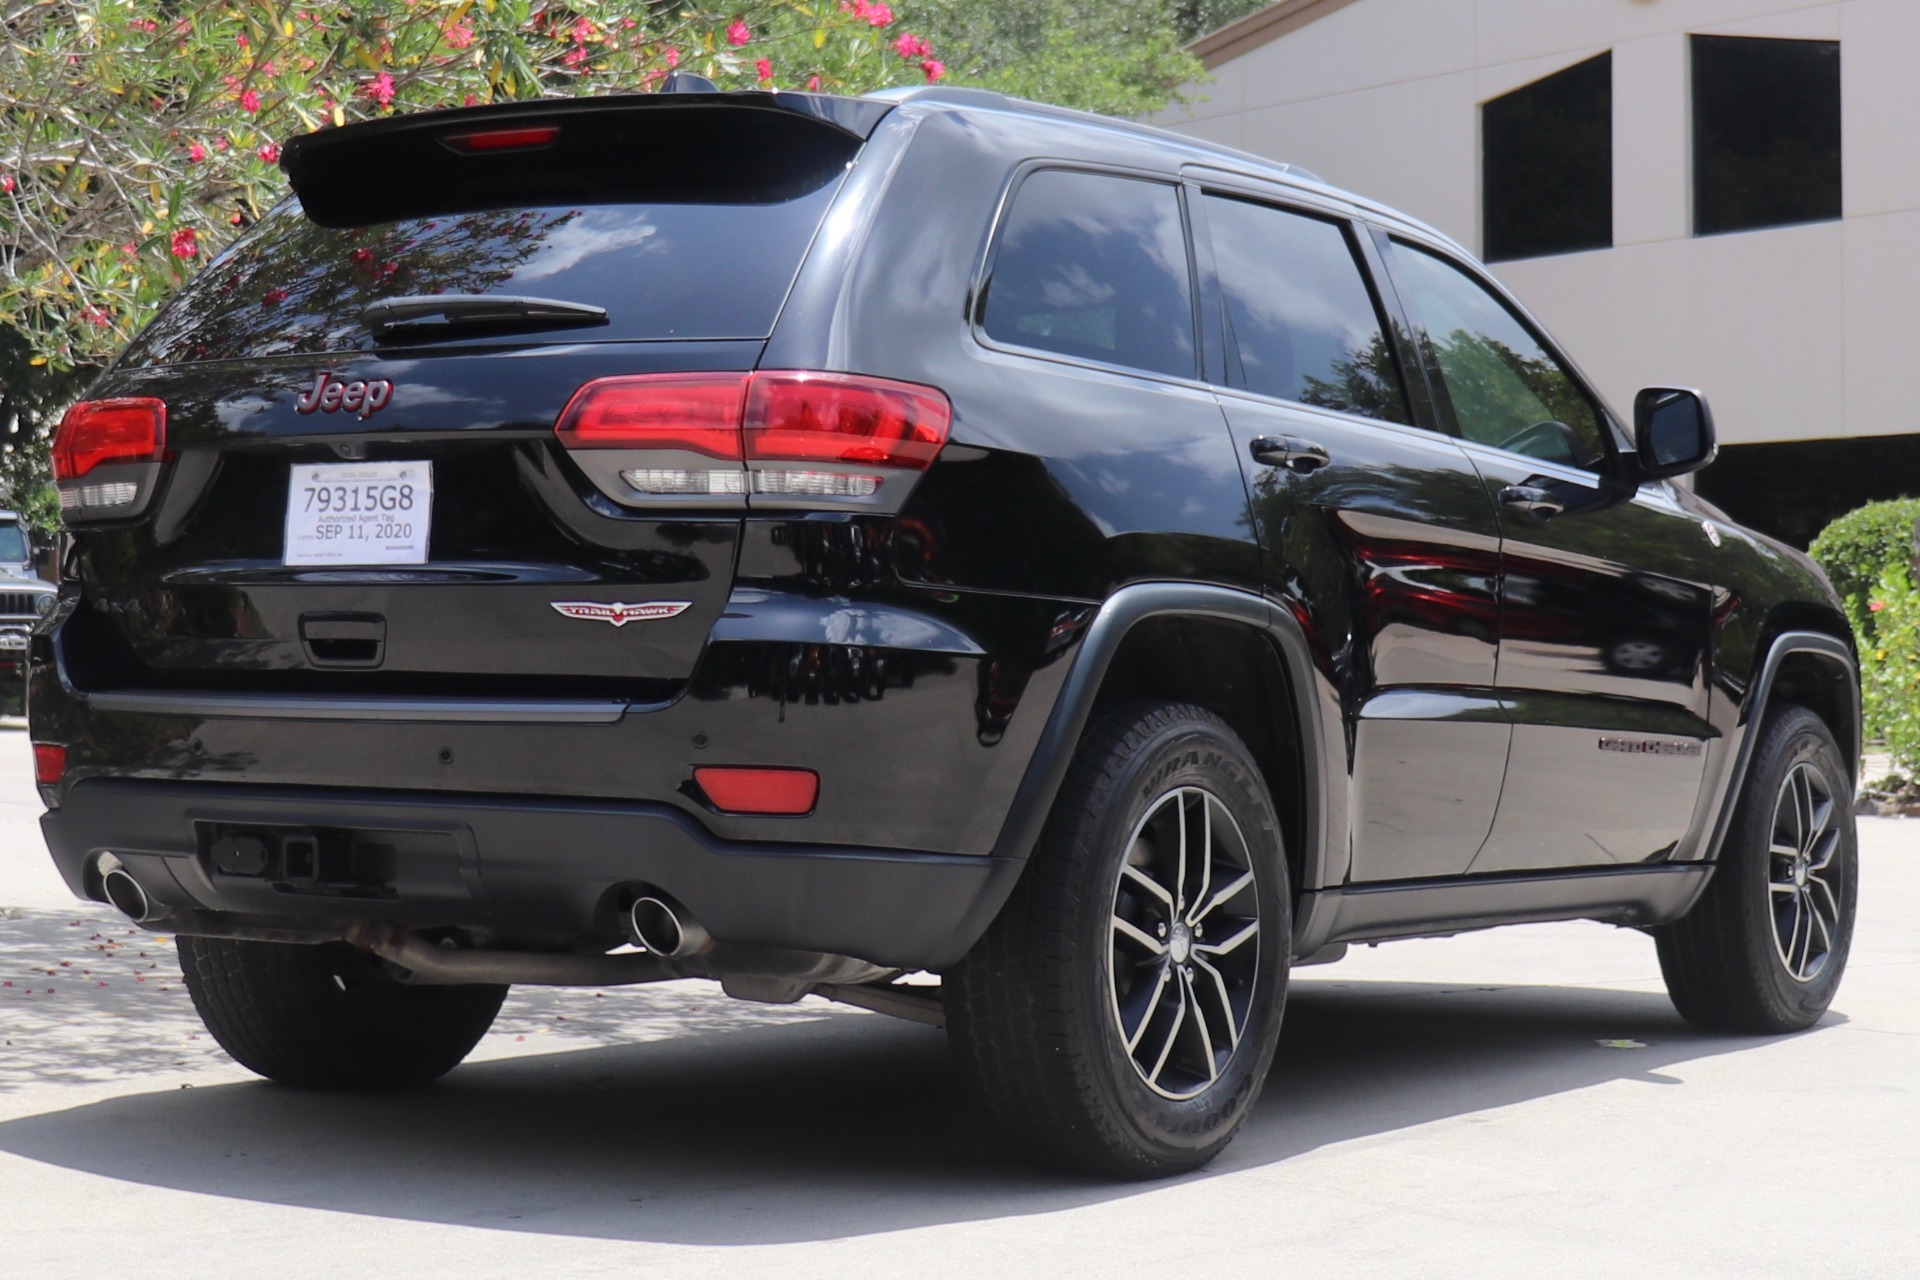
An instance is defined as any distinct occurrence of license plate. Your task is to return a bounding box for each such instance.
[284,462,432,567]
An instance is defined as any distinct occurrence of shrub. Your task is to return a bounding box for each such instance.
[1809,498,1920,646]
[1861,565,1920,774]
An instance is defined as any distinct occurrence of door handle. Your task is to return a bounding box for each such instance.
[1248,435,1331,474]
[1499,484,1565,519]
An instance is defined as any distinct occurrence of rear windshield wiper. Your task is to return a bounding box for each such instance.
[361,294,608,341]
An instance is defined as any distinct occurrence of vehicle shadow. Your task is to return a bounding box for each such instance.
[0,950,1827,1245]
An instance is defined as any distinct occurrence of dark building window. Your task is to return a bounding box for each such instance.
[1482,52,1613,262]
[1695,435,1920,550]
[1692,35,1841,237]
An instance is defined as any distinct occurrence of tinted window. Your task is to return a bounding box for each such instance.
[1483,52,1613,262]
[1204,195,1409,423]
[1392,244,1608,469]
[1692,36,1841,236]
[122,183,846,366]
[0,525,26,561]
[982,171,1196,380]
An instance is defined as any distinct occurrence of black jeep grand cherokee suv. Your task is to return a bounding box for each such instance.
[30,86,1860,1177]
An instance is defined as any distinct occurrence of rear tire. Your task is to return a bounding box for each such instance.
[946,701,1290,1178]
[178,936,507,1089]
[1656,704,1857,1033]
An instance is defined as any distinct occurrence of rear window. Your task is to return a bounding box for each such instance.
[121,108,855,367]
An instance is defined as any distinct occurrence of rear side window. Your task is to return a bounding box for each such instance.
[981,170,1196,381]
[120,107,857,367]
[1204,194,1411,424]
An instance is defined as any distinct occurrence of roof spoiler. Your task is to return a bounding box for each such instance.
[279,92,897,228]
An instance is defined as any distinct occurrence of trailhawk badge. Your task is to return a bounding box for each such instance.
[550,600,694,627]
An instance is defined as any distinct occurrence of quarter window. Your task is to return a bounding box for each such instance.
[981,170,1197,381]
[1391,244,1609,470]
[1204,195,1411,424]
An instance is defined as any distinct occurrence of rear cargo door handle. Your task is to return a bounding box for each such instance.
[1499,484,1566,519]
[300,612,386,668]
[1248,435,1331,474]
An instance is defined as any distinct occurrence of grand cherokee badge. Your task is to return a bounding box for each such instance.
[550,600,693,627]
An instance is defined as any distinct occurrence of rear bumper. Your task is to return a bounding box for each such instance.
[41,780,1014,970]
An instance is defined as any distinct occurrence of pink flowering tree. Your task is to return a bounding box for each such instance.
[0,2,942,527]
[0,0,943,373]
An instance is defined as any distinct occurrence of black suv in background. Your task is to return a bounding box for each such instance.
[30,86,1860,1178]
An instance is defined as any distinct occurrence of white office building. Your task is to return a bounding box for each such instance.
[1160,0,1920,543]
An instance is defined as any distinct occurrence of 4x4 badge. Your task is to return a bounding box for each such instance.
[551,600,693,627]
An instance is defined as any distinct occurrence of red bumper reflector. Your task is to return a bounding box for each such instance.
[694,767,818,815]
[52,398,167,480]
[32,744,66,786]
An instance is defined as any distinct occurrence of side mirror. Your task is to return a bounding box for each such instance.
[1632,387,1717,481]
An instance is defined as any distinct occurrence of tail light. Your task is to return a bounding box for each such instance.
[33,743,66,786]
[554,370,951,512]
[52,397,168,521]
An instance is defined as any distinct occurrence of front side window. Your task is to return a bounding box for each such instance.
[1204,194,1411,424]
[1391,244,1609,470]
[981,170,1196,381]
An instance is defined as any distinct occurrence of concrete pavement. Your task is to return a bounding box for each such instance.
[1,728,1915,1278]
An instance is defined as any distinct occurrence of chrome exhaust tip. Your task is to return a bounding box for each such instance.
[101,866,156,924]
[629,894,713,958]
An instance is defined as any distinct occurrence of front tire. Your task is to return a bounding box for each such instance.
[178,937,507,1089]
[1656,704,1857,1033]
[946,701,1290,1178]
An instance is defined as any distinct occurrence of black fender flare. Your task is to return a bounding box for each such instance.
[930,582,1338,965]
[1698,630,1860,865]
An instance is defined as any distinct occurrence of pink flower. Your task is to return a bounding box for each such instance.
[83,306,110,327]
[443,22,474,50]
[257,142,279,163]
[920,58,945,82]
[213,137,229,152]
[892,33,928,58]
[462,93,482,107]
[130,17,157,33]
[235,33,248,49]
[571,17,596,43]
[169,228,197,259]
[867,2,893,23]
[1870,600,1887,613]
[363,73,396,106]
[187,142,205,163]
[807,74,821,91]
[726,20,750,47]
[239,88,260,113]
[756,56,772,82]
[563,45,588,67]
[665,47,680,68]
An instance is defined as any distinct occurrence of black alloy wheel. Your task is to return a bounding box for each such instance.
[946,701,1290,1178]
[1657,704,1857,1034]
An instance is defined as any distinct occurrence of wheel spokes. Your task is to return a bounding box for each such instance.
[1107,784,1262,1100]
[1195,917,1259,958]
[1191,955,1242,1050]
[1121,962,1174,1053]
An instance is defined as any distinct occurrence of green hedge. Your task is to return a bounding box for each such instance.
[1809,498,1920,645]
[1811,499,1920,772]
